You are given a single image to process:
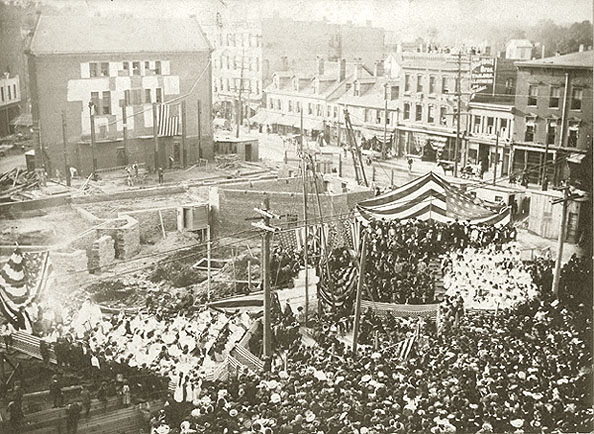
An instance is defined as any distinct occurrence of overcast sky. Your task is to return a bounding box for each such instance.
[45,0,592,35]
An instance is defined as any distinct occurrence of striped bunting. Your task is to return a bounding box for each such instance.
[356,172,510,227]
[0,248,52,330]
[157,103,181,137]
[382,334,417,360]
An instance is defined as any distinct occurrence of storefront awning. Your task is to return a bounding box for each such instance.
[249,110,270,124]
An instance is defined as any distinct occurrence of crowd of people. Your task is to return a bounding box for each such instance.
[147,288,592,434]
[442,243,538,310]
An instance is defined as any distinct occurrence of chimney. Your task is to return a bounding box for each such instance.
[374,60,385,77]
[339,58,346,82]
[579,44,584,52]
[317,56,325,75]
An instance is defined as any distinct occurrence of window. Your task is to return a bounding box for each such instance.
[89,62,98,77]
[354,81,360,96]
[441,76,448,93]
[505,78,514,94]
[145,89,152,104]
[549,87,560,108]
[132,62,141,76]
[376,110,382,124]
[91,91,100,113]
[440,107,447,126]
[0,87,4,102]
[473,115,482,133]
[415,104,423,121]
[427,105,435,123]
[571,88,583,110]
[546,121,556,145]
[155,61,161,75]
[122,62,130,75]
[155,88,162,103]
[308,103,313,115]
[527,85,538,106]
[500,118,509,137]
[326,106,331,117]
[131,89,142,105]
[269,99,273,109]
[524,123,535,142]
[288,100,293,112]
[487,117,494,135]
[333,106,338,118]
[416,75,423,92]
[567,122,579,147]
[145,61,151,73]
[317,104,322,116]
[403,103,410,120]
[7,86,11,100]
[364,108,370,123]
[296,101,302,113]
[404,74,410,92]
[12,84,16,98]
[429,75,436,94]
[100,62,109,77]
[276,99,281,110]
[390,86,399,100]
[102,91,111,115]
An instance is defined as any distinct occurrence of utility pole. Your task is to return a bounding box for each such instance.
[493,130,499,186]
[352,233,368,354]
[122,105,129,166]
[300,108,309,323]
[261,196,273,358]
[382,83,388,160]
[236,48,246,138]
[197,100,202,160]
[181,100,187,168]
[88,101,98,180]
[207,225,212,302]
[152,102,160,171]
[454,51,462,178]
[61,112,71,187]
[552,185,570,296]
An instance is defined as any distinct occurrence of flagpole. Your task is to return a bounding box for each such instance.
[352,233,368,355]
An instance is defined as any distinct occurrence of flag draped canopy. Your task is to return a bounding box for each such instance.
[356,172,511,226]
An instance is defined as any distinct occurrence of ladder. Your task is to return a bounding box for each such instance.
[343,109,369,187]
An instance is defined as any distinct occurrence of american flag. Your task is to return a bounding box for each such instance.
[388,334,417,360]
[157,103,181,137]
[446,190,494,220]
[0,247,52,330]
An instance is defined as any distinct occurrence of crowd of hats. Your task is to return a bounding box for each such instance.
[362,220,517,305]
[442,243,538,310]
[148,284,592,433]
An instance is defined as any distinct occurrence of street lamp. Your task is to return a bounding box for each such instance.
[88,101,98,180]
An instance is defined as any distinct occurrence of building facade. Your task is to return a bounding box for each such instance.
[0,73,21,137]
[512,50,593,184]
[27,15,214,175]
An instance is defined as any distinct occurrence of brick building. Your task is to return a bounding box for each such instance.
[512,50,593,184]
[27,15,214,176]
[0,73,21,137]
[254,58,376,140]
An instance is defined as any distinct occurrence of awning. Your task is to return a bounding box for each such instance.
[275,115,299,128]
[567,153,586,164]
[9,113,32,127]
[249,110,269,124]
[302,118,324,131]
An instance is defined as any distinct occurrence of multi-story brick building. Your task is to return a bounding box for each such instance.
[255,58,375,141]
[27,15,213,175]
[0,73,21,137]
[512,50,592,184]
[202,11,385,123]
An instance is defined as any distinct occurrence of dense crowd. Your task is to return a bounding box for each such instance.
[359,219,517,304]
[442,243,538,310]
[147,290,592,433]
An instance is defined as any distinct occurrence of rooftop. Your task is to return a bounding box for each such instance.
[516,50,593,70]
[28,15,211,55]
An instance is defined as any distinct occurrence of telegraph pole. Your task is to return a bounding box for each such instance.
[61,112,71,187]
[552,185,570,296]
[152,102,160,171]
[454,51,462,178]
[261,197,272,358]
[88,102,98,180]
[122,105,129,165]
[197,100,202,160]
[301,108,309,323]
[352,233,368,354]
[236,48,246,138]
[382,83,388,160]
[492,130,499,186]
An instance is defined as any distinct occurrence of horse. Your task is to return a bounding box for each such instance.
[437,160,455,176]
